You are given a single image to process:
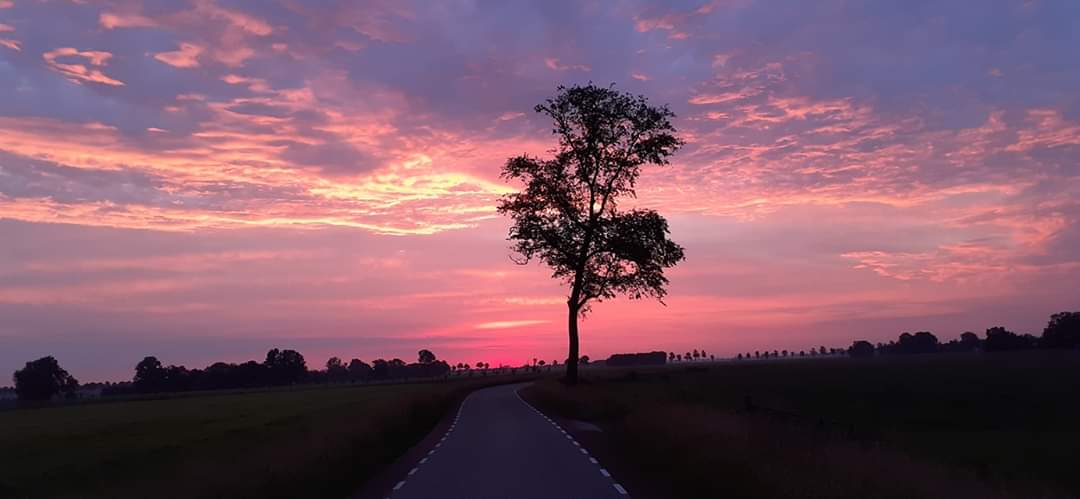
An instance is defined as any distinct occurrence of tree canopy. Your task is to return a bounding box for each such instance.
[14,356,78,401]
[497,83,685,383]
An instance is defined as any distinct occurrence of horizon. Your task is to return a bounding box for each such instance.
[3,0,1079,382]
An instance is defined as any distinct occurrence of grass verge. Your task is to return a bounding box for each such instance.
[0,376,523,498]
[522,351,1080,499]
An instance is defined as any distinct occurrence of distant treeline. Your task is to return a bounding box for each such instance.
[8,348,464,403]
[848,311,1079,358]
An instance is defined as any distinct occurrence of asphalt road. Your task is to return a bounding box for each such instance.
[388,382,629,499]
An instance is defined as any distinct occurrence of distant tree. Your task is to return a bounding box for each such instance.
[677,354,683,362]
[133,356,167,393]
[418,349,437,364]
[692,349,700,361]
[264,349,307,385]
[737,353,743,360]
[496,84,685,384]
[818,346,827,356]
[709,354,715,361]
[781,350,788,357]
[372,359,390,379]
[848,341,875,358]
[960,331,981,349]
[14,356,78,401]
[754,351,760,359]
[325,357,348,382]
[552,359,559,366]
[580,355,590,365]
[984,326,1035,352]
[669,352,675,362]
[1042,311,1080,349]
[475,362,485,370]
[347,359,372,381]
[538,360,546,367]
[799,350,806,357]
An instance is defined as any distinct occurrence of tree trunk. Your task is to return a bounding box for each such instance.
[566,301,580,384]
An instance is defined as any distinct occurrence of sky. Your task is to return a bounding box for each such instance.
[1,0,1078,382]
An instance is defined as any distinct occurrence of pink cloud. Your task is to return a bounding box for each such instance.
[99,12,158,29]
[42,47,124,86]
[544,57,591,72]
[153,43,204,68]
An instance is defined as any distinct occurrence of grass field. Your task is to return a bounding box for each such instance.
[523,351,1080,499]
[0,377,520,499]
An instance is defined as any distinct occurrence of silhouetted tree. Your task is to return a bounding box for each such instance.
[818,346,827,356]
[984,326,1036,352]
[347,359,372,381]
[325,357,347,382]
[497,84,685,384]
[1042,311,1080,349]
[848,341,875,358]
[134,356,167,393]
[14,356,78,401]
[669,352,675,362]
[737,353,743,360]
[264,348,307,385]
[580,355,590,365]
[418,349,437,364]
[960,331,981,349]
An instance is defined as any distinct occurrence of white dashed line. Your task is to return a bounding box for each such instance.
[573,440,581,447]
[408,467,418,476]
[589,457,598,464]
[393,481,405,491]
[613,483,628,495]
[600,468,611,477]
[419,457,428,464]
[579,448,588,454]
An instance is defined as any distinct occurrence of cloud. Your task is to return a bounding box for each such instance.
[99,12,157,29]
[153,43,203,68]
[42,48,124,86]
[544,57,591,72]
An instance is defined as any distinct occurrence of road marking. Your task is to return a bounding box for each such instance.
[572,440,581,446]
[579,448,588,454]
[393,481,405,491]
[435,442,441,447]
[427,449,436,456]
[613,483,628,495]
[589,457,598,464]
[600,468,611,477]
[419,457,428,464]
[408,467,418,476]
[565,434,572,439]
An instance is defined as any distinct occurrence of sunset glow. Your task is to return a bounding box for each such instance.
[1,1,1078,380]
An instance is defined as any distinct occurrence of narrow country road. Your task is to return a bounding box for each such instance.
[387,382,629,499]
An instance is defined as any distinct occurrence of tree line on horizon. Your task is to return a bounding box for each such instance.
[847,311,1079,357]
[7,348,473,402]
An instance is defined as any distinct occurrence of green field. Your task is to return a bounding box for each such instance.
[0,377,516,499]
[524,351,1080,499]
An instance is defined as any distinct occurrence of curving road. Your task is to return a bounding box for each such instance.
[387,383,628,499]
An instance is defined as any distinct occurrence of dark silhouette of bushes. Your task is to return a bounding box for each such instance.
[607,351,668,366]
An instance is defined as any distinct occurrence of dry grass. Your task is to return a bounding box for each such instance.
[524,352,1079,499]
